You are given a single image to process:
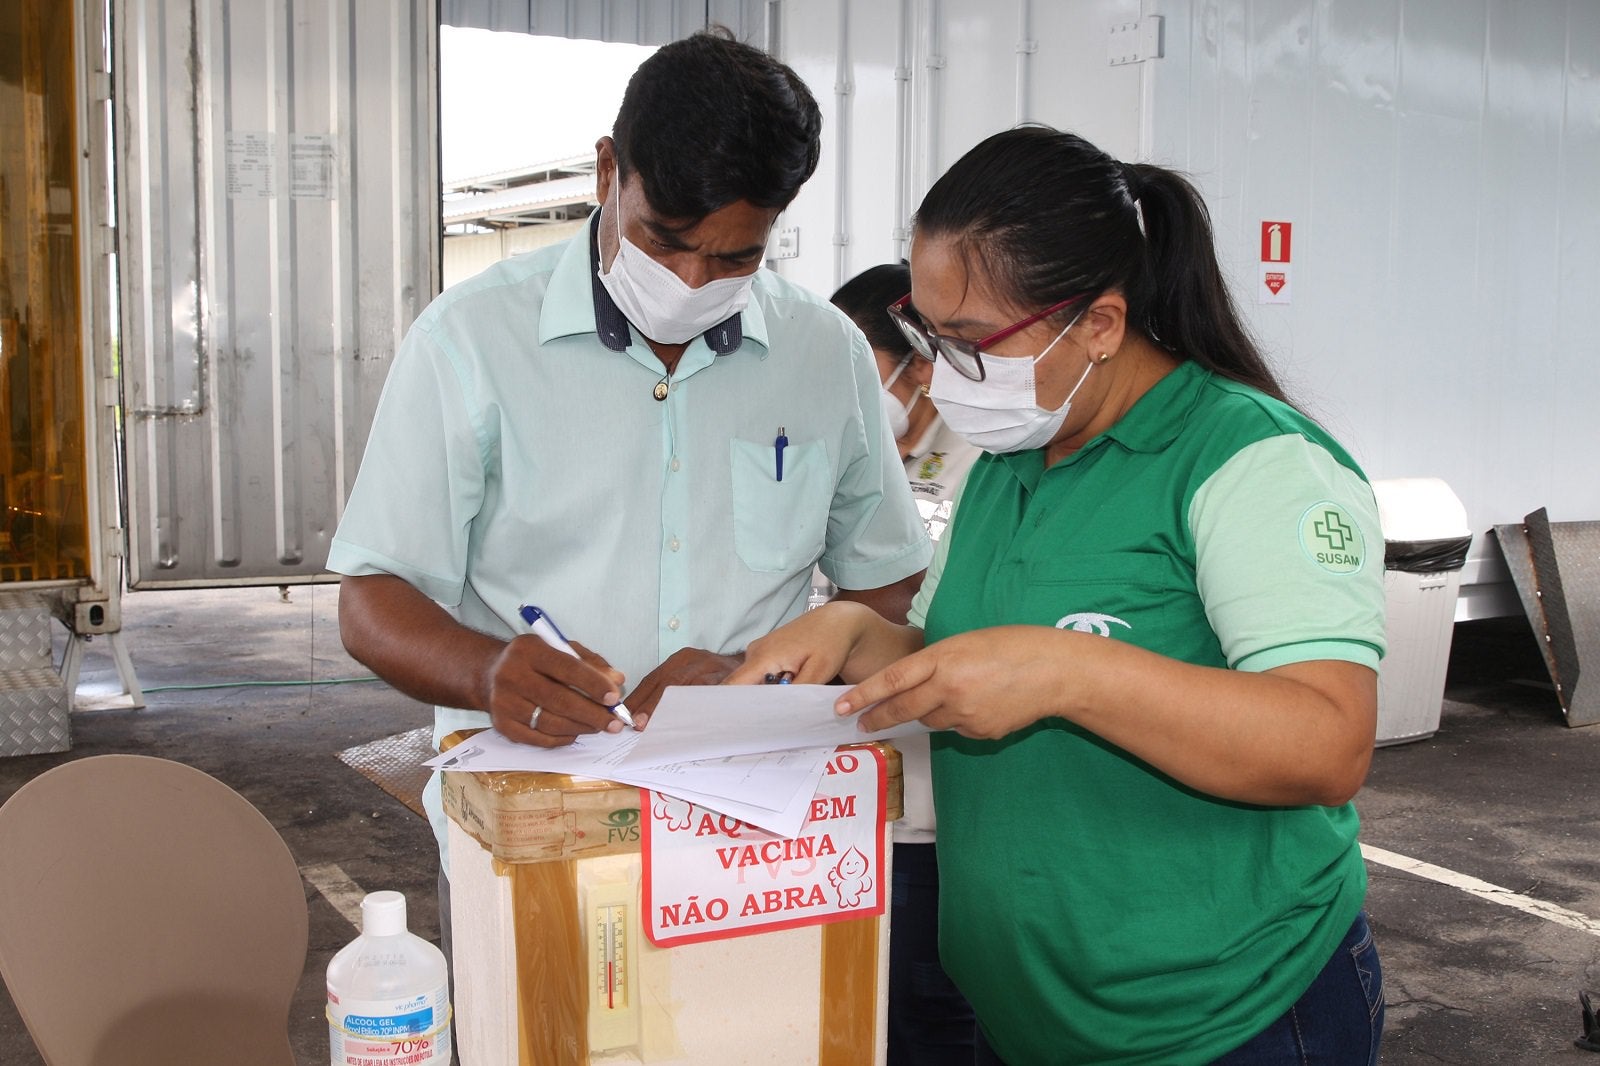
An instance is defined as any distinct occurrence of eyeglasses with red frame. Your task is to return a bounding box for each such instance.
[886,294,1087,381]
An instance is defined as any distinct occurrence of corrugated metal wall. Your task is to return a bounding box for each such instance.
[114,0,437,586]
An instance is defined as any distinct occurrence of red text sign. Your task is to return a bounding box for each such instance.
[642,747,886,947]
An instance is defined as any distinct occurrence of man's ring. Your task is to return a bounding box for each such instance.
[529,706,543,729]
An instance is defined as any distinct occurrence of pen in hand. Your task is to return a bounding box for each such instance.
[518,604,636,728]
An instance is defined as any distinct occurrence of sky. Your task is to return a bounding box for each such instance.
[439,28,657,182]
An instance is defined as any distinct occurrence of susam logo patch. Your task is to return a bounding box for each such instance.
[1299,502,1365,574]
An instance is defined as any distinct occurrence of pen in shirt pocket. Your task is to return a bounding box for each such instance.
[774,426,788,481]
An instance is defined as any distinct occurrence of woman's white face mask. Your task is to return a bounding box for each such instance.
[926,310,1093,453]
[597,194,756,345]
[878,354,919,439]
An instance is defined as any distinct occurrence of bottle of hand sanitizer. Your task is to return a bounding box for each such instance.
[327,891,452,1065]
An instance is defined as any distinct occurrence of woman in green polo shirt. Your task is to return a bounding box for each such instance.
[732,125,1387,1065]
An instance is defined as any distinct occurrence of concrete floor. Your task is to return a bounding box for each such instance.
[0,585,440,1066]
[0,588,1597,1064]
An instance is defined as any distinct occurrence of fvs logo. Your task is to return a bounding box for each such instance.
[603,806,641,843]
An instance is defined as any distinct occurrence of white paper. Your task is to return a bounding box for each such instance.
[423,727,835,837]
[629,759,826,838]
[620,684,930,767]
[426,726,639,774]
[422,685,928,838]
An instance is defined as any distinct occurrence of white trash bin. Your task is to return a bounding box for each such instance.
[1371,478,1473,746]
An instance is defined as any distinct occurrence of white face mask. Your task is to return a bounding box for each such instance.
[878,355,919,439]
[597,194,757,345]
[927,312,1092,453]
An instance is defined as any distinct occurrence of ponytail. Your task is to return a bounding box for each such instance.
[1123,163,1288,403]
[916,126,1289,404]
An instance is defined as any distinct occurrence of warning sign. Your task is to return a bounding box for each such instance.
[641,747,886,948]
[1258,220,1293,304]
[1261,221,1292,262]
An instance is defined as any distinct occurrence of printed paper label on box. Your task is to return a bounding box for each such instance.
[642,747,885,948]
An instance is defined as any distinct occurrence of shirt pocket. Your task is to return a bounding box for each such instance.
[1027,550,1182,592]
[730,437,832,574]
[1019,551,1202,650]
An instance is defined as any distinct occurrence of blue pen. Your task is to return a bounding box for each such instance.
[774,426,788,481]
[518,604,635,728]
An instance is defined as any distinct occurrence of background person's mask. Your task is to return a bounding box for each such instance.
[878,354,918,439]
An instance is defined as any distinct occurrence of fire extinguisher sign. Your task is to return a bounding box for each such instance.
[1258,220,1292,305]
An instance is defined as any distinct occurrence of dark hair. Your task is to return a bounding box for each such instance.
[612,28,823,220]
[830,263,913,358]
[914,125,1287,403]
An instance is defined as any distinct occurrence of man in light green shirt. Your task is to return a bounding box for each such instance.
[328,31,930,857]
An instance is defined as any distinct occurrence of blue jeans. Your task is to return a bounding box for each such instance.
[1210,911,1384,1065]
[973,912,1384,1065]
[889,842,976,1066]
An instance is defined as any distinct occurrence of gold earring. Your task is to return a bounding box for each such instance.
[1096,352,1111,363]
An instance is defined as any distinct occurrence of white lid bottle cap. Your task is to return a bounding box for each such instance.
[361,891,408,937]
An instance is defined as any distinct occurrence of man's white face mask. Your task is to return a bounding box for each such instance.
[597,191,757,345]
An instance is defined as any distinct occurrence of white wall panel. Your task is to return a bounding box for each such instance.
[1028,1,1147,157]
[831,1,903,282]
[1149,0,1600,615]
[775,0,1142,298]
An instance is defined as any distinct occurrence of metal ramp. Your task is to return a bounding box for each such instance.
[0,592,70,756]
[1493,509,1600,727]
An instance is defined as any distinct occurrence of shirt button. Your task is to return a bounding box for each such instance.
[670,457,681,472]
[667,616,681,631]
[668,536,681,552]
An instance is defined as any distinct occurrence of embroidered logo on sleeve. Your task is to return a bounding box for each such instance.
[1299,501,1365,574]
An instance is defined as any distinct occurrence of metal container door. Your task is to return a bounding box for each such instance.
[114,0,438,588]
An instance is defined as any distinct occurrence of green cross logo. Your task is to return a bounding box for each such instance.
[1298,501,1364,574]
[1314,511,1354,551]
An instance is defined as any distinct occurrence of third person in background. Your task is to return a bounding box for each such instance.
[831,263,979,1065]
[832,263,980,545]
